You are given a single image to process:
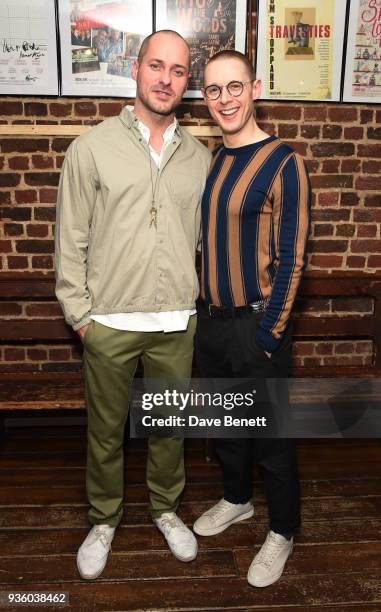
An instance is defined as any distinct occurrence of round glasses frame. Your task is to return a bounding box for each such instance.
[202,80,254,101]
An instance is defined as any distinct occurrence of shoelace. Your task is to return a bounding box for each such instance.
[205,499,233,522]
[255,533,285,569]
[159,515,190,540]
[93,526,113,549]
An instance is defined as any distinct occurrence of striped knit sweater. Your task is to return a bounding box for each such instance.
[200,135,311,353]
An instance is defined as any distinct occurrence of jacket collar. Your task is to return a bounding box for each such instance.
[119,106,182,138]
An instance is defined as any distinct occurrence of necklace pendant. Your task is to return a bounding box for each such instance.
[149,204,157,229]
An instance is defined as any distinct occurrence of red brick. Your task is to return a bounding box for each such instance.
[347,256,366,268]
[300,125,320,139]
[322,160,339,173]
[367,127,381,140]
[257,105,301,121]
[39,189,57,203]
[362,160,381,174]
[0,101,23,115]
[344,127,364,140]
[358,225,377,238]
[0,364,36,372]
[311,143,354,158]
[364,195,381,207]
[4,223,23,236]
[49,348,71,360]
[315,343,333,356]
[304,106,326,121]
[99,102,124,117]
[355,342,373,354]
[0,191,11,205]
[24,173,60,187]
[257,122,276,135]
[351,240,381,253]
[305,160,319,174]
[4,348,25,361]
[328,107,358,122]
[293,343,314,356]
[284,141,307,156]
[0,240,12,252]
[31,155,53,169]
[15,189,37,204]
[27,349,47,361]
[376,110,381,123]
[335,342,354,355]
[340,192,359,206]
[0,156,4,170]
[0,173,20,187]
[368,255,381,267]
[278,124,298,138]
[56,156,65,169]
[1,139,49,153]
[24,102,48,116]
[26,224,49,238]
[355,176,381,191]
[74,102,97,117]
[355,210,381,222]
[322,125,342,139]
[361,109,373,124]
[341,159,361,173]
[317,192,340,206]
[0,303,22,316]
[312,175,353,189]
[314,224,334,237]
[310,255,343,268]
[303,357,322,367]
[336,224,355,237]
[7,256,28,269]
[52,138,74,153]
[50,103,73,117]
[34,207,56,221]
[358,145,381,158]
[308,239,348,253]
[25,303,62,317]
[8,156,29,170]
[15,240,54,254]
[31,255,53,269]
[1,208,31,221]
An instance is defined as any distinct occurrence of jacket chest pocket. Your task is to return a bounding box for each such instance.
[168,172,202,209]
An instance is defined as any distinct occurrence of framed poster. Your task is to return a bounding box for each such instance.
[256,0,347,101]
[0,0,58,95]
[59,0,153,96]
[343,0,381,103]
[155,0,247,98]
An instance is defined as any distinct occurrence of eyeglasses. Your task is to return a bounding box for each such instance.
[202,80,254,101]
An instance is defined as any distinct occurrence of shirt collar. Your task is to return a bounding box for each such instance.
[124,105,179,144]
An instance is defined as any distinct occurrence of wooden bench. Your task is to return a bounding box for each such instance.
[0,273,380,411]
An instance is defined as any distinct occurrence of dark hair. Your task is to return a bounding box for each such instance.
[137,30,191,69]
[205,50,255,81]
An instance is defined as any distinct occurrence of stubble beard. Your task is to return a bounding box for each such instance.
[136,81,181,117]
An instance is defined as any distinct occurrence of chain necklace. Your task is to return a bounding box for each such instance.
[148,150,159,229]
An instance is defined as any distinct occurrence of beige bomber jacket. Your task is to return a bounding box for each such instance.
[55,107,211,330]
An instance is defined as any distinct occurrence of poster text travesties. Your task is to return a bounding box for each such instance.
[266,0,335,100]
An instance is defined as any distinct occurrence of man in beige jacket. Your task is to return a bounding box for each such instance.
[55,30,210,579]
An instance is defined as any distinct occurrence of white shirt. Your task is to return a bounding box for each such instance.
[91,107,196,333]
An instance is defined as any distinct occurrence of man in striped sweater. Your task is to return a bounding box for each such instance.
[193,50,311,587]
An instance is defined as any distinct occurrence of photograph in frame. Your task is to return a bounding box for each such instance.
[256,0,347,101]
[59,0,153,97]
[155,0,247,98]
[0,0,58,95]
[343,0,381,103]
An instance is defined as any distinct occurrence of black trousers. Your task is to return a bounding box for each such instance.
[195,301,301,536]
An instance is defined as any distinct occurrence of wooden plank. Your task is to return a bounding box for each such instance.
[0,573,380,611]
[0,124,221,137]
[0,550,237,585]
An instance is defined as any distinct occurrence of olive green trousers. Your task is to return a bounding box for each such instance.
[83,316,196,526]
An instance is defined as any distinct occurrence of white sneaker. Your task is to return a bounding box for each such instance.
[247,530,293,587]
[154,512,198,562]
[193,498,254,536]
[77,524,115,580]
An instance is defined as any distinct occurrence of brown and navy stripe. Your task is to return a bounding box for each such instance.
[200,136,311,352]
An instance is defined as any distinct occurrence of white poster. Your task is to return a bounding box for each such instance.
[343,0,381,103]
[0,0,58,95]
[59,0,153,96]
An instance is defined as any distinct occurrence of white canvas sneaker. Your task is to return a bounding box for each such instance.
[154,512,198,562]
[247,530,293,587]
[193,498,254,536]
[77,524,115,580]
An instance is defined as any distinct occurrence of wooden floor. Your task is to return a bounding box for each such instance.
[0,420,381,611]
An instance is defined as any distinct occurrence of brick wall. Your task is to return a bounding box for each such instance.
[0,95,380,371]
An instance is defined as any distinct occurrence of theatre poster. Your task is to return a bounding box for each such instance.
[343,0,381,103]
[155,0,247,97]
[256,0,346,101]
[0,0,58,95]
[59,0,152,96]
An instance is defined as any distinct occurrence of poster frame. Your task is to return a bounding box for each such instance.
[255,0,348,102]
[343,0,381,104]
[0,0,59,96]
[155,0,248,98]
[58,0,153,97]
